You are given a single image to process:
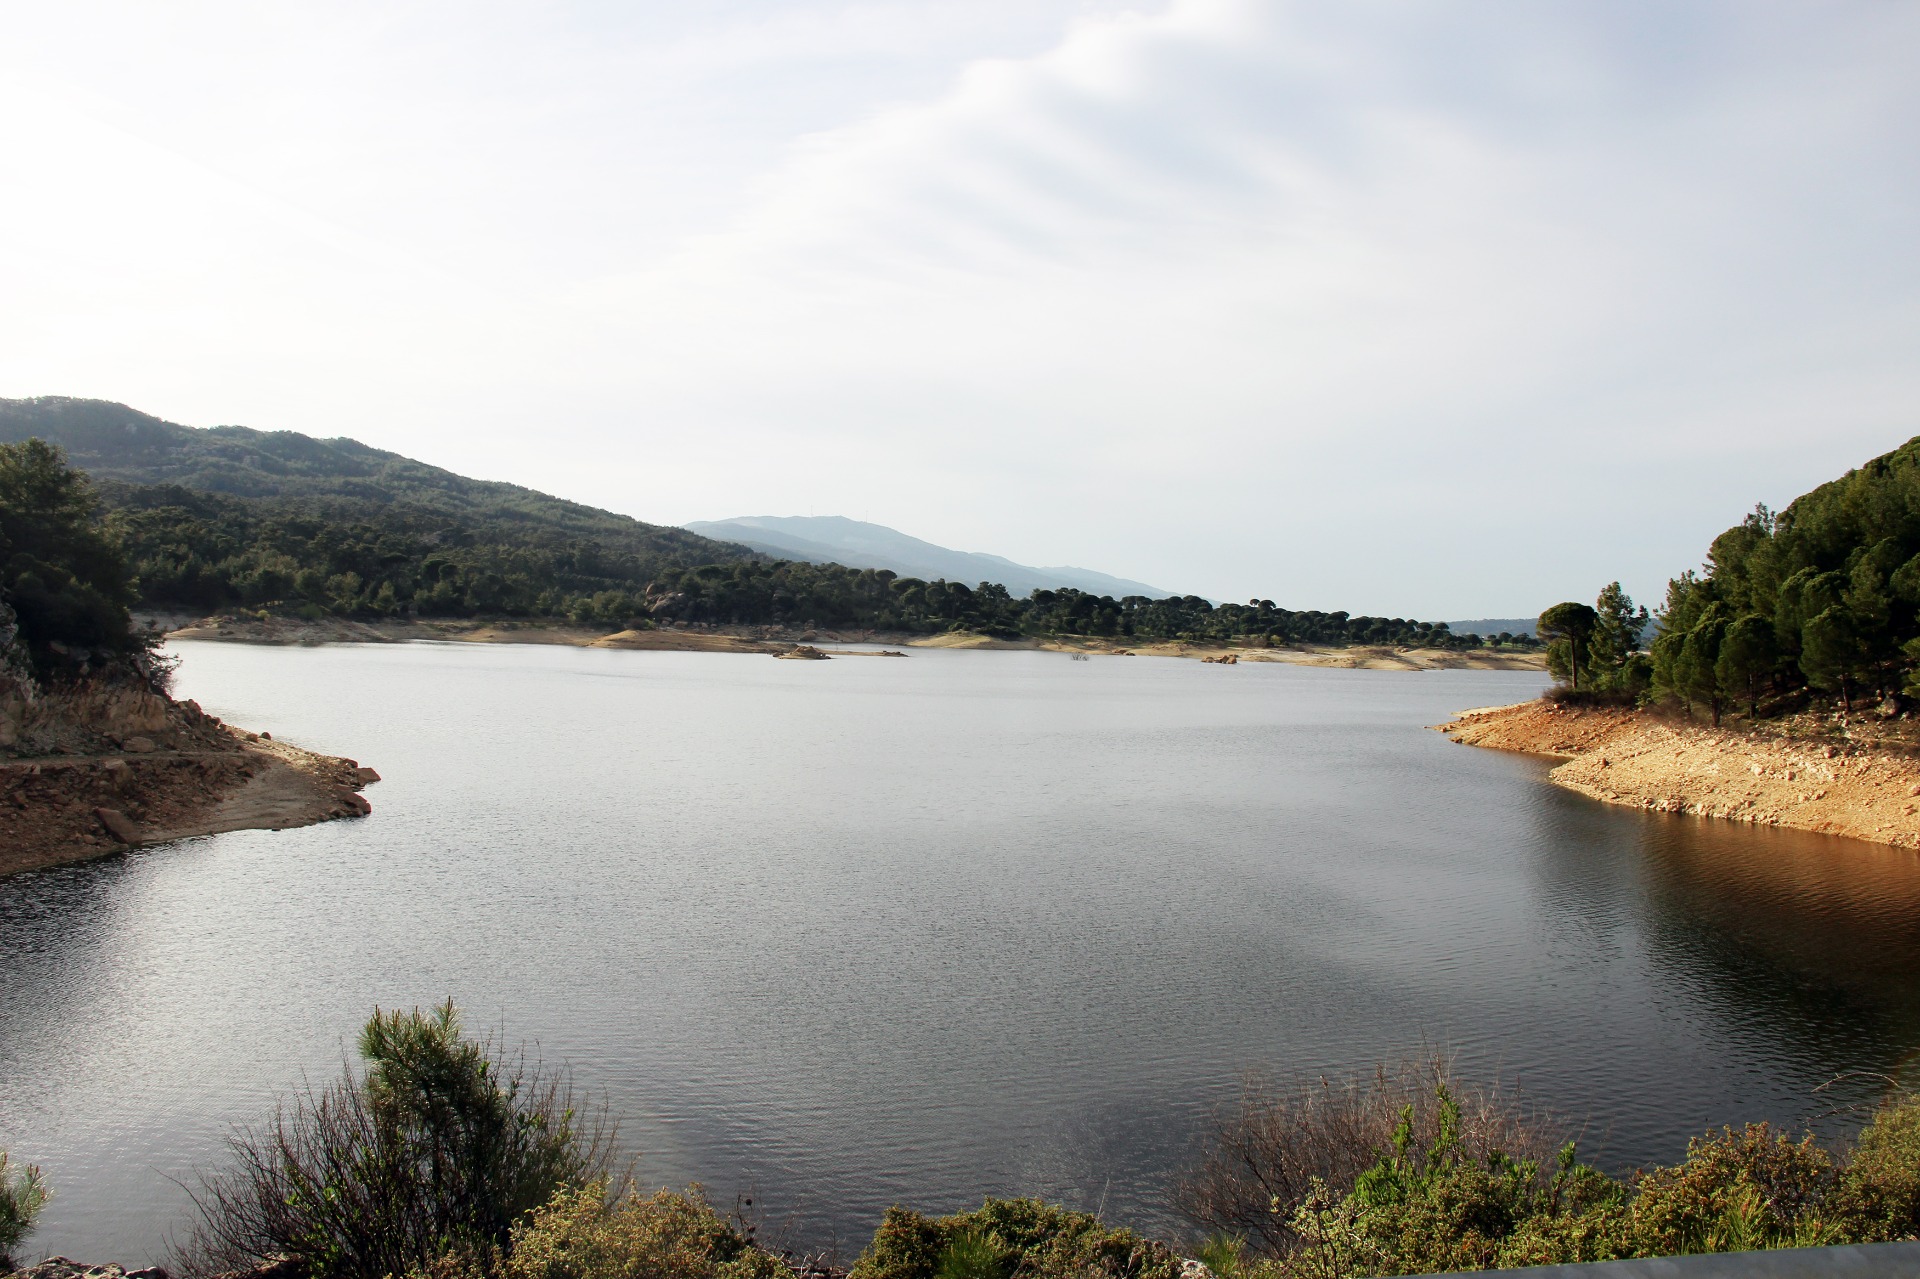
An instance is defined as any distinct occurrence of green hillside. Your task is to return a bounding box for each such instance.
[0,397,1520,649]
[0,397,760,621]
[1649,435,1920,717]
[0,397,745,563]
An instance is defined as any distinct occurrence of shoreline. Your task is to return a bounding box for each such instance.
[1,684,376,879]
[164,614,1546,671]
[1438,700,1920,849]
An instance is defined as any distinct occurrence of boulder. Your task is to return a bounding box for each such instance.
[353,766,381,784]
[121,737,156,754]
[93,807,140,844]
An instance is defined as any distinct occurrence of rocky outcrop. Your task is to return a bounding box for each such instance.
[0,679,378,878]
[1439,701,1920,849]
[776,645,831,660]
[0,680,176,757]
[3,1259,170,1279]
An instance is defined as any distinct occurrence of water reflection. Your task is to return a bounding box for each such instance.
[2,645,1918,1262]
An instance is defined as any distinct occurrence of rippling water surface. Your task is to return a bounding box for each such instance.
[5,641,1920,1261]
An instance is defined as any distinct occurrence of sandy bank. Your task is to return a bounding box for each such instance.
[170,615,806,654]
[168,614,1544,669]
[1438,701,1920,849]
[911,632,1545,670]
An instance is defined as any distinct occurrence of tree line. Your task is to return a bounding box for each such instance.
[0,441,1536,655]
[647,558,1526,648]
[1539,434,1920,721]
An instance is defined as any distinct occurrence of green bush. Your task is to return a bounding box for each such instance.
[0,1149,50,1269]
[1176,1061,1570,1258]
[501,1182,783,1279]
[1833,1091,1920,1242]
[1283,1088,1629,1277]
[184,1001,612,1279]
[1257,1087,1920,1276]
[1627,1123,1840,1256]
[850,1199,1181,1279]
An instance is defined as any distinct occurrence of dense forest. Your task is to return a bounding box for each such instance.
[1,397,1530,651]
[1544,434,1920,720]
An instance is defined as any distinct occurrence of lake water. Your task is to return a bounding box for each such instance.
[5,641,1920,1263]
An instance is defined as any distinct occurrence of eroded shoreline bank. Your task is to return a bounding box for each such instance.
[1,680,376,879]
[1439,700,1920,849]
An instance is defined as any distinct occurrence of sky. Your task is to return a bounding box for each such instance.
[1,0,1917,617]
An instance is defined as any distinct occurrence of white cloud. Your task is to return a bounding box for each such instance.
[1,0,1916,614]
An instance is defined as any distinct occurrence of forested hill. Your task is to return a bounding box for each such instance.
[0,397,1526,648]
[0,397,746,567]
[1644,433,1920,716]
[0,396,770,619]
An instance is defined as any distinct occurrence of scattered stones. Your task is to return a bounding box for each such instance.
[3,1258,170,1279]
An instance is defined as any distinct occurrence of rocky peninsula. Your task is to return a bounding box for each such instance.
[1439,700,1920,849]
[1,677,376,879]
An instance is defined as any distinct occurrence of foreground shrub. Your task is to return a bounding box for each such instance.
[1627,1123,1840,1256]
[1175,1060,1569,1259]
[0,1150,50,1270]
[184,1001,612,1279]
[851,1198,1182,1279]
[1282,1087,1628,1277]
[1184,1067,1920,1276]
[502,1183,783,1279]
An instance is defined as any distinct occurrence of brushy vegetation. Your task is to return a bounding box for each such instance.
[160,1008,1920,1279]
[497,1184,786,1279]
[1174,1060,1567,1260]
[183,1002,613,1279]
[1178,1063,1920,1277]
[0,1149,50,1271]
[849,1199,1182,1279]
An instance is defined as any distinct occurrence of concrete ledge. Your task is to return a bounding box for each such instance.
[1418,1241,1920,1277]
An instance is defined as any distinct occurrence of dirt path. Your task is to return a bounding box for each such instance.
[1438,701,1920,849]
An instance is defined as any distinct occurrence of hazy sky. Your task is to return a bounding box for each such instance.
[3,1,1916,616]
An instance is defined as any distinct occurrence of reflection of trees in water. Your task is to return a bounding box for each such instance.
[1529,783,1920,1132]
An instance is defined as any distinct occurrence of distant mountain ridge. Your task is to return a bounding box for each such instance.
[684,515,1171,600]
[1447,617,1539,638]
